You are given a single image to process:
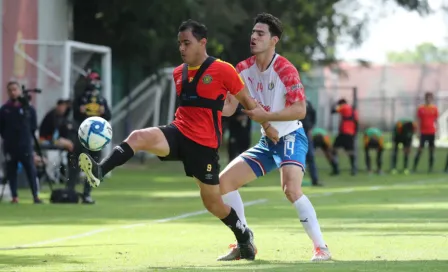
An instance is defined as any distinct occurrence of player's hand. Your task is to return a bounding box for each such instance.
[242,103,269,123]
[264,124,279,144]
[80,105,86,113]
[99,106,105,114]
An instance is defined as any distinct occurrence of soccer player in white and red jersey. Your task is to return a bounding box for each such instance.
[217,13,331,262]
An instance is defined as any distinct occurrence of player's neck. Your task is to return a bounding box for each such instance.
[189,53,209,68]
[255,49,276,72]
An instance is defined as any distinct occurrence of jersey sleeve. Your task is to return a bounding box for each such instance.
[278,66,306,106]
[220,61,244,95]
[172,65,183,93]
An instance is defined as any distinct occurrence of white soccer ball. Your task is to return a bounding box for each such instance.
[78,116,112,151]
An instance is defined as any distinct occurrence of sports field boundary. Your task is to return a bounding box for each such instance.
[1,177,445,250]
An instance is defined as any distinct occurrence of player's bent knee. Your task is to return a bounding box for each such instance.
[125,127,168,156]
[281,165,304,203]
[219,157,256,195]
[199,182,229,218]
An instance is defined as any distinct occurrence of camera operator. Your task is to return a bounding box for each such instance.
[0,81,42,204]
[70,71,111,204]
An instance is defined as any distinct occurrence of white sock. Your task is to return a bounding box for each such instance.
[293,195,326,248]
[222,190,248,227]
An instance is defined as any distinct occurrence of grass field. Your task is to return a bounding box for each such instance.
[1,148,447,271]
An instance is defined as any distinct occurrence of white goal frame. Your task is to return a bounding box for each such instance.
[13,39,113,157]
[13,39,112,108]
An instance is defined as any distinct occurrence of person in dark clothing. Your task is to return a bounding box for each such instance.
[39,99,74,152]
[300,100,321,186]
[227,104,252,162]
[331,99,358,176]
[70,71,111,204]
[0,81,42,203]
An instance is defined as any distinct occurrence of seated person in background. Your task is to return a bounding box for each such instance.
[39,99,74,152]
[312,127,338,174]
[391,118,416,175]
[363,127,384,175]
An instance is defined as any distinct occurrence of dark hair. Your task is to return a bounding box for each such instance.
[337,99,347,105]
[425,92,433,99]
[178,19,208,41]
[6,81,19,88]
[254,13,283,39]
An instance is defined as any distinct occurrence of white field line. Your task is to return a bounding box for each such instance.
[2,177,445,250]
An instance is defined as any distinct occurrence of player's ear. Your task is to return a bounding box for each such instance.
[200,38,207,47]
[271,36,279,46]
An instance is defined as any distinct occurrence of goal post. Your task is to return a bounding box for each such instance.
[14,39,112,116]
[13,39,113,156]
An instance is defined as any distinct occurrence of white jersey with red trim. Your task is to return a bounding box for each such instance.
[236,54,306,137]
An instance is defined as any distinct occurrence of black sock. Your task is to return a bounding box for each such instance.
[429,149,434,171]
[365,150,371,171]
[100,142,135,175]
[349,154,355,170]
[220,208,249,243]
[391,145,398,169]
[413,151,421,171]
[445,153,448,171]
[377,150,383,172]
[404,153,409,169]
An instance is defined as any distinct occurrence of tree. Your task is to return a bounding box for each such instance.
[72,0,431,92]
[387,42,448,63]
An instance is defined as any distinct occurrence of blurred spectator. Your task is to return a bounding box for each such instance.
[331,98,358,176]
[226,104,252,162]
[363,127,384,174]
[0,81,42,203]
[300,100,322,186]
[70,71,111,204]
[39,99,74,152]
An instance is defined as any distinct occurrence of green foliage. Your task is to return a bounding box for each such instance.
[73,0,431,73]
[387,42,448,64]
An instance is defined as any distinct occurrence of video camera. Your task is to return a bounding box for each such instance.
[18,85,42,107]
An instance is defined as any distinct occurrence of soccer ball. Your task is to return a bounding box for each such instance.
[78,116,112,151]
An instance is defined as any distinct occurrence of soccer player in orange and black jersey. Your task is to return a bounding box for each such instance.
[77,19,277,260]
[331,99,359,175]
[412,92,439,172]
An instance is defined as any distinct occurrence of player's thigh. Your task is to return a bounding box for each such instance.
[428,134,436,148]
[219,157,257,194]
[239,139,277,176]
[274,128,308,170]
[280,165,305,201]
[343,134,355,152]
[183,141,220,185]
[419,134,428,148]
[128,125,176,157]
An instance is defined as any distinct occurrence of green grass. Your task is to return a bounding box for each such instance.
[0,156,447,271]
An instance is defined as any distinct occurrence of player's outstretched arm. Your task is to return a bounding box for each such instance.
[265,100,307,121]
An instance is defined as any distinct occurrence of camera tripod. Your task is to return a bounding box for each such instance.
[0,104,56,202]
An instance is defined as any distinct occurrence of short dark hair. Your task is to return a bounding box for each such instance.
[178,19,208,41]
[254,13,283,39]
[337,99,347,105]
[425,92,433,99]
[6,81,20,89]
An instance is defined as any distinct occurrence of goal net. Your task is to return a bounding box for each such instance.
[13,40,113,172]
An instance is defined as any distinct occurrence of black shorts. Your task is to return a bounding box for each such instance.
[394,134,412,148]
[157,124,220,185]
[419,134,435,148]
[313,135,331,151]
[333,133,355,151]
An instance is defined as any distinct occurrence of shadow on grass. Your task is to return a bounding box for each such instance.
[143,259,448,272]
[0,243,135,251]
[0,253,84,268]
